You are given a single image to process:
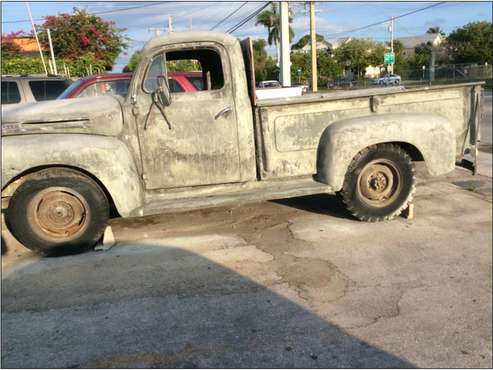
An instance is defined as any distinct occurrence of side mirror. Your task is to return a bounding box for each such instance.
[154,75,171,107]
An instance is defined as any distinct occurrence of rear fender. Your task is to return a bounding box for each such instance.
[316,113,456,191]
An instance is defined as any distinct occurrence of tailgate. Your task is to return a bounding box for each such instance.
[460,84,483,174]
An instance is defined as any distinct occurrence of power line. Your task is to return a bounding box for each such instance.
[210,2,248,31]
[2,2,169,24]
[227,2,271,34]
[325,2,446,39]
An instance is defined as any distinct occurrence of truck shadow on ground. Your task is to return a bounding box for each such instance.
[2,242,414,369]
[272,194,355,220]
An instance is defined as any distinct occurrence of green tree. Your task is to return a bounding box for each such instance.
[252,39,268,81]
[414,42,433,67]
[291,33,327,50]
[446,21,492,63]
[1,53,105,77]
[290,50,342,87]
[166,59,200,72]
[251,38,278,82]
[386,39,411,73]
[38,8,128,70]
[426,26,445,36]
[334,39,386,79]
[122,50,141,72]
[255,3,294,48]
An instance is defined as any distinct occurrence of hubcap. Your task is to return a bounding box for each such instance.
[27,187,89,242]
[357,159,402,207]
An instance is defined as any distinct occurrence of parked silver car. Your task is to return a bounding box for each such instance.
[373,74,401,86]
[1,75,72,111]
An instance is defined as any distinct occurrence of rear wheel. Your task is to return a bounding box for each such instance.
[340,144,416,222]
[6,170,109,255]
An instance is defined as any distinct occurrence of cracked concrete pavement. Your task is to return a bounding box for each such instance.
[1,95,492,368]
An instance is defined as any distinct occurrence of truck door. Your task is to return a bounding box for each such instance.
[135,44,241,190]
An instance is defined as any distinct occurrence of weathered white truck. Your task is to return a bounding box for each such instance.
[1,32,483,255]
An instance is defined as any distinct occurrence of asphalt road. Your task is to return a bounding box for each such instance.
[1,98,492,368]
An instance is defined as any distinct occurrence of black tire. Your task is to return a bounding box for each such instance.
[340,144,416,222]
[5,169,109,255]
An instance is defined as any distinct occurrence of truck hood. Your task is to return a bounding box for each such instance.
[1,95,124,137]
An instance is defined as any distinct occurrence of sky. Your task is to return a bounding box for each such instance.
[2,1,492,71]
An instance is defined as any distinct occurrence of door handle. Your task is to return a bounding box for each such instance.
[214,107,232,120]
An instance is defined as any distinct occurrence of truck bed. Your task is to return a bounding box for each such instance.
[252,82,483,180]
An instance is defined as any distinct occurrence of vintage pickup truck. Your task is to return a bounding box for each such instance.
[1,32,483,255]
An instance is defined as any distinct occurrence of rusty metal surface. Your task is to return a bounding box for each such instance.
[258,85,478,189]
[357,159,402,207]
[1,134,143,217]
[1,95,123,137]
[316,112,456,190]
[27,186,89,242]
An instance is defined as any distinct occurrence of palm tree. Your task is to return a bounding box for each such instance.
[255,3,294,64]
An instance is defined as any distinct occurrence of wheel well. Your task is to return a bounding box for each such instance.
[2,165,120,218]
[387,142,425,162]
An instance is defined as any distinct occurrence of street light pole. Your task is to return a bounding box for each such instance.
[310,1,317,92]
[25,2,48,76]
[389,16,394,74]
[279,1,291,87]
[168,16,173,33]
[46,28,58,75]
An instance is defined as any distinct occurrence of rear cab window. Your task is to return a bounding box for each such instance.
[186,76,203,91]
[168,79,184,93]
[1,81,22,104]
[29,80,71,101]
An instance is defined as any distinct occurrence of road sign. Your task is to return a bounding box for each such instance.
[384,52,395,65]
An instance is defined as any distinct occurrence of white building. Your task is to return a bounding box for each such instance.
[396,33,444,57]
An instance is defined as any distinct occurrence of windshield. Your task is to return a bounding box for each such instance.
[57,78,86,99]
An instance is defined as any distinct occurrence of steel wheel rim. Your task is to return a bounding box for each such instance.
[357,159,402,208]
[27,187,90,243]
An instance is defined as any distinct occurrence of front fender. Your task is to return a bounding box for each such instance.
[2,134,144,217]
[316,113,456,191]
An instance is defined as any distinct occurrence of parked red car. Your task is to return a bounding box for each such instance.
[59,71,203,99]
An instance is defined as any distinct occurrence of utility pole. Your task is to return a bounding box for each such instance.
[279,1,291,86]
[25,2,48,75]
[189,17,193,31]
[168,16,173,33]
[389,16,394,74]
[46,28,58,75]
[309,1,317,92]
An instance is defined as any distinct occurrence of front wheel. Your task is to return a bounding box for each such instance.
[340,144,416,222]
[6,170,109,255]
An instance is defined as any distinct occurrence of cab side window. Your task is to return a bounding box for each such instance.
[143,48,225,95]
[166,48,224,92]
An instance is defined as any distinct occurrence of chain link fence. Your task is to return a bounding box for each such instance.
[397,63,492,88]
[320,63,492,91]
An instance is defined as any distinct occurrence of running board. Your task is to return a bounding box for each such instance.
[137,178,334,217]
